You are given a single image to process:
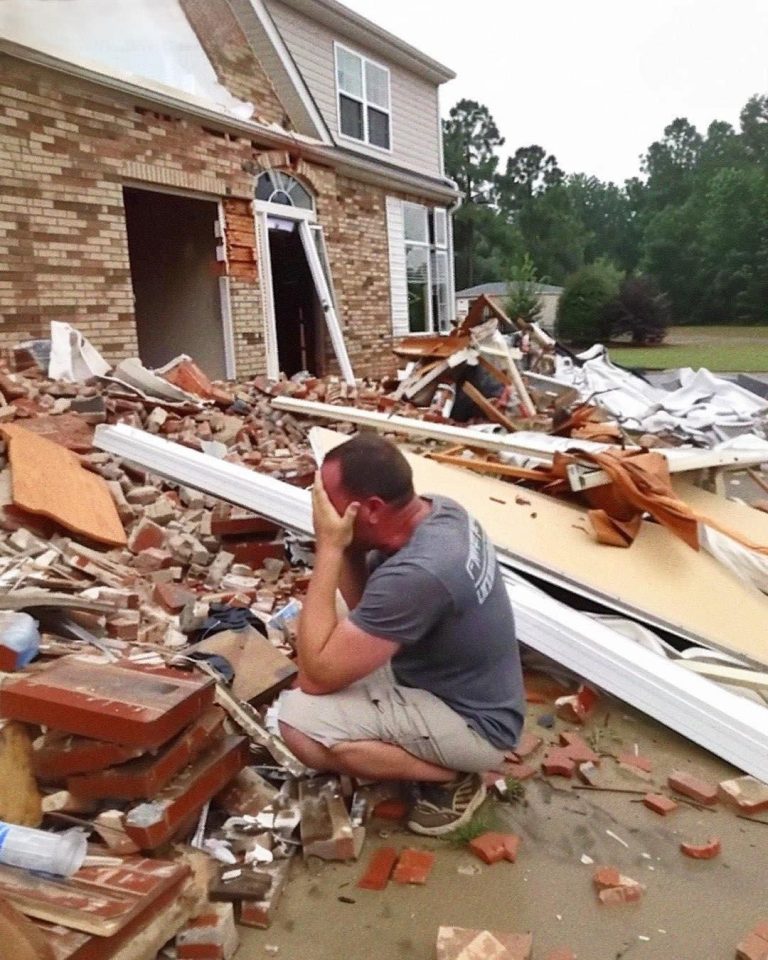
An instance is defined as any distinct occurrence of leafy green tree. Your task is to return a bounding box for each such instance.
[602,276,670,344]
[443,100,504,288]
[556,261,622,344]
[505,254,543,325]
[565,174,641,273]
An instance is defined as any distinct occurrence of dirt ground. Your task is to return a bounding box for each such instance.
[239,691,766,960]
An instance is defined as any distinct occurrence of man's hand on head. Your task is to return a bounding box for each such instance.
[312,469,359,552]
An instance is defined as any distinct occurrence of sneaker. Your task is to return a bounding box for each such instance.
[407,773,487,837]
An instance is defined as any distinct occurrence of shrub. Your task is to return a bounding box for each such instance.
[603,275,670,344]
[556,260,622,344]
[505,254,543,326]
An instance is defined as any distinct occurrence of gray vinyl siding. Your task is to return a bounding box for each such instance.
[265,0,442,178]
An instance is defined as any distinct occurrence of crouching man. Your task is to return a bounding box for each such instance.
[277,434,524,836]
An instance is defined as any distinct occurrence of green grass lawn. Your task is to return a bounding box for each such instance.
[602,326,768,372]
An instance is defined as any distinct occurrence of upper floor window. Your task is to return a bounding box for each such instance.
[335,43,391,150]
[254,170,314,210]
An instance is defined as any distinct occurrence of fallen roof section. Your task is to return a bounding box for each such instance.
[310,426,768,667]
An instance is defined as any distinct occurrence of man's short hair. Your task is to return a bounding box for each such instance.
[324,433,414,505]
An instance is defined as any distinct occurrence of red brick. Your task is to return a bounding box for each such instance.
[667,770,718,805]
[643,793,678,816]
[67,706,225,799]
[592,866,622,891]
[357,846,398,890]
[558,732,600,764]
[737,924,768,960]
[391,849,435,885]
[680,837,721,859]
[372,799,409,821]
[511,732,542,760]
[555,684,598,724]
[153,581,195,614]
[226,539,286,568]
[124,736,248,849]
[617,752,652,773]
[32,732,144,780]
[541,751,576,778]
[0,657,215,748]
[469,832,521,865]
[127,518,166,555]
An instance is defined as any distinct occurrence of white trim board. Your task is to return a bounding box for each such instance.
[92,423,768,780]
[272,396,768,489]
[504,568,768,783]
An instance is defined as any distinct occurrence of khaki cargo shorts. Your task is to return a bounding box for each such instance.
[277,663,506,774]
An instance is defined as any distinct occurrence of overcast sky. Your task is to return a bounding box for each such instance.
[345,0,768,184]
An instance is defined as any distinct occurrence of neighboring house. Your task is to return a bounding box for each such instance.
[0,0,458,380]
[455,282,563,335]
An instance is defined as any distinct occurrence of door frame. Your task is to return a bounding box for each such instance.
[122,182,235,379]
[253,199,354,383]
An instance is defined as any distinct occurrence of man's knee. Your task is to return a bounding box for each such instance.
[279,720,334,770]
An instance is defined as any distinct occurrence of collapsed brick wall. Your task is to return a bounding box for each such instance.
[179,0,289,128]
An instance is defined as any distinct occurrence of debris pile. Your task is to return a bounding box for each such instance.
[1,321,768,957]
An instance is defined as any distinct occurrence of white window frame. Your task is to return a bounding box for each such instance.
[334,41,392,153]
[403,202,432,334]
[401,202,453,334]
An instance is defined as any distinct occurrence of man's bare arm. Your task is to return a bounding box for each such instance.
[338,548,368,610]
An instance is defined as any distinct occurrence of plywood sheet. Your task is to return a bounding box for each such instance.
[1,425,126,547]
[312,427,768,666]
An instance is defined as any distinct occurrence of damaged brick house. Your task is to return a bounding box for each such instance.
[0,0,459,380]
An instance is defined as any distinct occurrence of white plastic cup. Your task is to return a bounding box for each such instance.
[0,822,87,877]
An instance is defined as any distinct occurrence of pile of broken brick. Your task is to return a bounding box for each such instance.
[0,341,767,960]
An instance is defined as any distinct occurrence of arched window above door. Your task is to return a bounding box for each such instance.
[255,170,314,210]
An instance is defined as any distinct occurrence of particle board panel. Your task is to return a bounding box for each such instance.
[186,626,297,705]
[672,477,768,542]
[0,425,126,547]
[0,658,215,749]
[311,427,768,666]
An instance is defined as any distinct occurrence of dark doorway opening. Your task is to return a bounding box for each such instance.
[123,187,227,378]
[267,218,323,377]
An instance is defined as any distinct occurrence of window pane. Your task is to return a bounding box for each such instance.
[432,250,450,331]
[337,47,363,98]
[364,61,389,109]
[286,178,313,210]
[432,208,448,248]
[339,94,364,140]
[403,203,428,243]
[255,171,275,201]
[406,245,429,333]
[367,106,390,149]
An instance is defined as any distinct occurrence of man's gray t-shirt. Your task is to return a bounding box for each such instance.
[348,495,524,750]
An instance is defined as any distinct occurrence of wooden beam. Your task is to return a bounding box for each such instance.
[427,452,551,484]
[460,381,518,432]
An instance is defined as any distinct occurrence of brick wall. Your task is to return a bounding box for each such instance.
[0,50,441,381]
[179,0,289,128]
